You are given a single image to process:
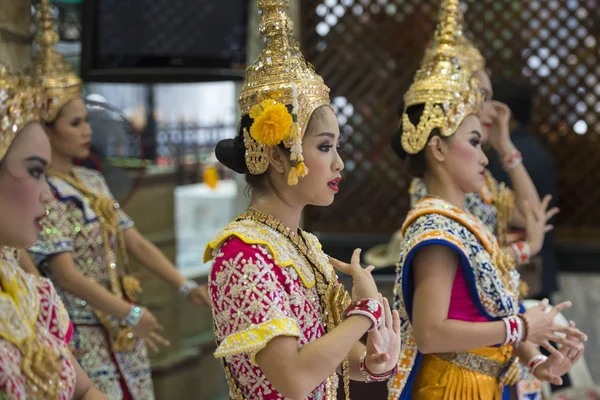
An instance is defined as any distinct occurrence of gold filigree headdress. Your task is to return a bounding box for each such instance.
[423,5,486,76]
[456,35,486,75]
[239,0,331,185]
[0,66,46,161]
[401,0,484,155]
[33,0,82,123]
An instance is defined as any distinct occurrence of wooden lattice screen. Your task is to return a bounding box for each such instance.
[301,0,600,237]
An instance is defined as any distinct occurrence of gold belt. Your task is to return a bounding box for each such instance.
[435,351,521,385]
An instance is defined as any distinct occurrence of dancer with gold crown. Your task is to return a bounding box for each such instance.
[205,1,401,398]
[398,21,554,399]
[407,18,555,274]
[386,1,586,399]
[26,1,210,398]
[0,66,108,399]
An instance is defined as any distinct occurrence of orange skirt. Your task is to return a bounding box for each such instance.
[412,346,513,400]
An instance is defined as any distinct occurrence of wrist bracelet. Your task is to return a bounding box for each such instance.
[178,280,199,298]
[122,305,143,327]
[359,351,398,383]
[343,298,383,332]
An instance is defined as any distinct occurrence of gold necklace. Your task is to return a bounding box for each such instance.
[49,169,141,351]
[0,259,62,399]
[232,207,352,399]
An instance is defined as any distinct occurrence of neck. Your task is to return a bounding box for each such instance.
[50,149,73,175]
[249,191,303,232]
[423,173,466,210]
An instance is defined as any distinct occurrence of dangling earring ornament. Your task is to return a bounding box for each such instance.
[288,83,309,185]
[243,128,269,175]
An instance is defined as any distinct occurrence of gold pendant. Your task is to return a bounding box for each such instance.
[21,338,62,399]
[121,275,142,302]
[325,282,351,329]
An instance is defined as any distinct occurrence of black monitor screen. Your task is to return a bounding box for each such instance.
[82,0,248,82]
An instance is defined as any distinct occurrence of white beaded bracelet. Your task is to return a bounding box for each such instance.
[178,281,199,299]
[122,305,143,327]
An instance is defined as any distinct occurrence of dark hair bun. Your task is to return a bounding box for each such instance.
[215,135,248,174]
[390,126,408,161]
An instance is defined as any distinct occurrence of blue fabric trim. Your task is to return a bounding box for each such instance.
[48,178,99,224]
[398,238,503,398]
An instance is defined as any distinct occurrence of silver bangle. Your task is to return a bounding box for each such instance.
[178,281,199,299]
[122,305,143,327]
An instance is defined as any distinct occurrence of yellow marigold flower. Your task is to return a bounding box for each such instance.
[203,165,219,189]
[249,100,293,146]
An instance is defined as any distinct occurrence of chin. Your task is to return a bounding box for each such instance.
[10,235,36,250]
[76,148,91,159]
[309,195,336,207]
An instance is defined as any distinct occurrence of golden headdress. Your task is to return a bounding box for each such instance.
[422,5,486,76]
[0,66,46,161]
[401,0,484,155]
[239,0,331,184]
[456,35,486,75]
[34,0,82,123]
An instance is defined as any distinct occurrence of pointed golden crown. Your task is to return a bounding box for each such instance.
[238,0,331,183]
[34,0,82,123]
[0,65,46,160]
[239,0,330,133]
[456,35,486,75]
[422,4,486,76]
[401,0,483,155]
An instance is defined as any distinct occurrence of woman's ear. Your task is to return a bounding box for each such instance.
[428,136,447,163]
[265,145,287,174]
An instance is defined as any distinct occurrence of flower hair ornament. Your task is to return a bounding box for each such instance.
[239,0,330,185]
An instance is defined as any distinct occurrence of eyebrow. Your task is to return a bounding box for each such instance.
[316,132,336,139]
[471,130,482,139]
[24,156,49,166]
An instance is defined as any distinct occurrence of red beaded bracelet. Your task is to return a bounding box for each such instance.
[359,351,399,383]
[502,315,524,345]
[343,298,383,332]
[502,148,523,171]
[511,241,531,265]
[528,354,548,374]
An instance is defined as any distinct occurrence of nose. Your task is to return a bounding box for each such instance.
[480,149,489,167]
[333,147,344,172]
[83,121,92,138]
[40,179,53,204]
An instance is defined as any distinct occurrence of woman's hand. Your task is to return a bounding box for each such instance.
[364,294,401,375]
[330,249,379,302]
[523,299,587,354]
[533,321,585,385]
[132,307,171,352]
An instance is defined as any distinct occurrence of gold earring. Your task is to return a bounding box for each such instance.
[243,128,269,175]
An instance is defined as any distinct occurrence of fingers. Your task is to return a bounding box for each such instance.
[540,194,552,211]
[541,340,560,356]
[544,224,555,233]
[365,265,375,274]
[545,206,560,222]
[351,248,362,267]
[150,331,171,347]
[382,296,393,330]
[550,300,572,315]
[392,309,401,335]
[145,336,159,353]
[329,257,351,274]
[556,325,588,342]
